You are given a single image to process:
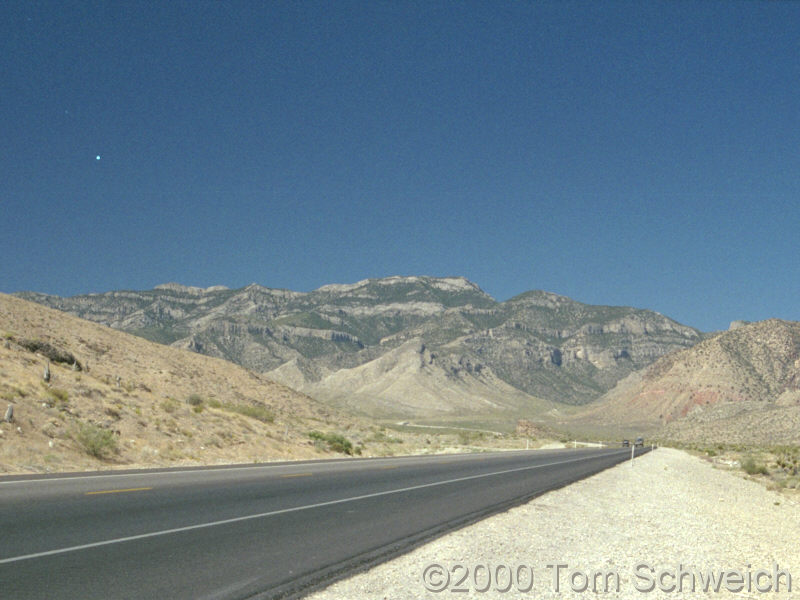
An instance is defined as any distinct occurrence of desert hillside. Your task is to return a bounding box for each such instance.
[573,319,800,444]
[273,338,559,419]
[0,294,362,474]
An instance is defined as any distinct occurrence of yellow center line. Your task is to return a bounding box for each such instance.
[280,472,313,478]
[85,487,153,496]
[379,465,399,470]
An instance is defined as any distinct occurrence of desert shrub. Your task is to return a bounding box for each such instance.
[325,434,353,455]
[368,431,403,444]
[457,430,485,446]
[742,456,769,476]
[18,338,82,369]
[186,393,204,406]
[309,430,354,455]
[773,447,800,475]
[47,387,69,405]
[206,398,222,409]
[73,423,118,458]
[192,404,204,414]
[161,398,179,413]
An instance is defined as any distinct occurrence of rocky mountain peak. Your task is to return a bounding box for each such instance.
[314,275,487,296]
[154,283,230,295]
[507,290,575,308]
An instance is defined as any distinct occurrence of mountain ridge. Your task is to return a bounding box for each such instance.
[15,276,704,415]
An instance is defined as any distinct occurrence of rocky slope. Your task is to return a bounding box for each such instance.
[16,277,703,416]
[0,293,368,473]
[289,339,559,419]
[576,319,800,444]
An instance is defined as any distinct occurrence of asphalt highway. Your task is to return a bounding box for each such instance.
[0,447,649,599]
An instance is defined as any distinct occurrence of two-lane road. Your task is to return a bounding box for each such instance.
[0,447,649,599]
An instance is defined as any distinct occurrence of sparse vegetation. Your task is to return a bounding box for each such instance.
[309,430,356,455]
[457,430,486,445]
[161,398,180,413]
[741,456,769,476]
[218,402,273,423]
[772,446,800,470]
[0,293,359,473]
[16,338,82,369]
[669,441,800,493]
[46,387,69,406]
[186,393,204,406]
[368,430,403,444]
[194,396,273,422]
[0,386,27,401]
[73,422,118,458]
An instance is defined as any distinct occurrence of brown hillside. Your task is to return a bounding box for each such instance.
[571,319,800,444]
[0,293,359,474]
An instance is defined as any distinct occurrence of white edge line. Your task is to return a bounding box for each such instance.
[0,451,622,565]
[0,448,584,486]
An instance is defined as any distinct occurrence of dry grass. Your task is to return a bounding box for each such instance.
[0,293,357,473]
[667,441,800,499]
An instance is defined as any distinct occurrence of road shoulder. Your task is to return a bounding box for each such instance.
[307,448,800,599]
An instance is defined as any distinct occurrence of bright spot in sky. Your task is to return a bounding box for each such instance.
[96,155,101,160]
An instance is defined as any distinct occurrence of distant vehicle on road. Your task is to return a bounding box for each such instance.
[622,439,630,447]
[634,437,644,447]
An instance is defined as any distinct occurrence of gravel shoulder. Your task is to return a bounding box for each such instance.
[307,448,800,599]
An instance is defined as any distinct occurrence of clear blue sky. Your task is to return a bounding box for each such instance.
[2,1,798,332]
